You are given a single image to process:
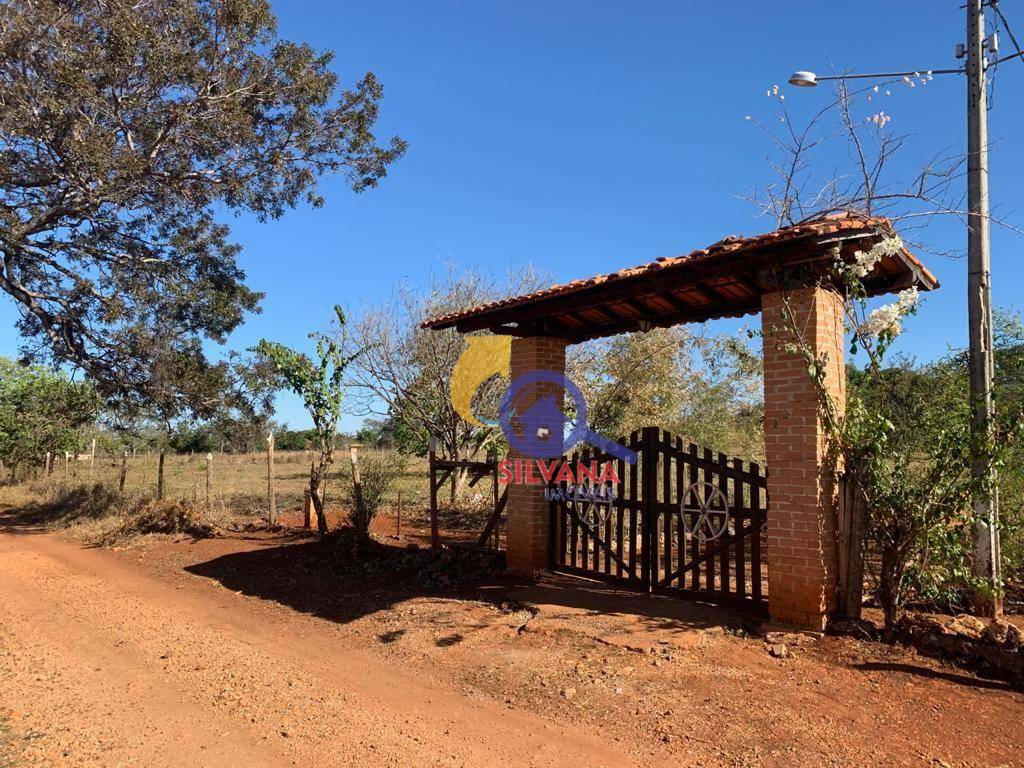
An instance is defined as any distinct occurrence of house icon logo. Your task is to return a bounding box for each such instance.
[505,393,568,458]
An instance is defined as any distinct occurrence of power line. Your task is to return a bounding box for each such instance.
[992,3,1024,65]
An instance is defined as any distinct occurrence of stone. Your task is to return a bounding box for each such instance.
[1004,623,1024,652]
[982,620,1010,646]
[950,614,987,639]
[767,643,789,659]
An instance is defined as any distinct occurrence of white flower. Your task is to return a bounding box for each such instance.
[862,303,903,338]
[860,287,919,339]
[849,236,903,277]
[895,286,919,312]
[868,110,892,127]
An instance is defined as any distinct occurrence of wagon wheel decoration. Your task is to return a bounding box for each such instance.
[679,481,730,542]
[568,482,614,531]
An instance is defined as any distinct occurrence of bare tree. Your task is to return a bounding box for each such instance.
[739,76,1014,252]
[342,265,544,502]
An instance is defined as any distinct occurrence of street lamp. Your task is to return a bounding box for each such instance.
[788,71,818,87]
[788,66,965,87]
[787,1,1024,617]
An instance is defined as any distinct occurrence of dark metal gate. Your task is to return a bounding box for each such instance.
[548,426,768,613]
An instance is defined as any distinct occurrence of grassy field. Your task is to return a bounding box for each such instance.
[3,447,503,550]
[47,450,433,519]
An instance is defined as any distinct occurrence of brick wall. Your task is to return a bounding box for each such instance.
[505,335,568,576]
[761,286,845,630]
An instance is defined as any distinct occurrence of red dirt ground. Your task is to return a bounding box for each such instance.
[1,508,1022,767]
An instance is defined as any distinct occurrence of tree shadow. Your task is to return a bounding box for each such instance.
[852,661,1019,692]
[183,533,765,635]
[0,485,119,533]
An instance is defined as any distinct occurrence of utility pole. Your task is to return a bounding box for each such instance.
[966,0,1001,616]
[789,0,1024,618]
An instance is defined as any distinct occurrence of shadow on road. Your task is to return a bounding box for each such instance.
[183,531,761,635]
[852,661,1019,692]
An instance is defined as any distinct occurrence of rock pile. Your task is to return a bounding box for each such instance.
[896,613,1024,683]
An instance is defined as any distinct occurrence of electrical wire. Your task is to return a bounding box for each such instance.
[992,2,1024,65]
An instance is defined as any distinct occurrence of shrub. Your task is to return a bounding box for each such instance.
[349,450,405,541]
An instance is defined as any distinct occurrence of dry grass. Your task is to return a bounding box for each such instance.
[41,449,432,517]
[0,482,232,547]
[2,450,492,547]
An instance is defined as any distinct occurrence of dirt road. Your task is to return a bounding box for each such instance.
[2,520,1023,767]
[0,529,624,767]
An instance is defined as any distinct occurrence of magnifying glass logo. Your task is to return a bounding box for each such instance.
[498,370,638,463]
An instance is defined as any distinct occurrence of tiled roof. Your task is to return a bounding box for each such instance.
[422,214,938,337]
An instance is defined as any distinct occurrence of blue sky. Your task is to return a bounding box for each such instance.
[2,1,1022,431]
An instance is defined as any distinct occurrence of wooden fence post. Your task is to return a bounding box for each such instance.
[157,449,166,500]
[45,451,52,478]
[490,449,500,549]
[89,437,96,482]
[205,452,213,503]
[837,474,866,619]
[349,444,364,536]
[266,432,276,526]
[118,449,128,492]
[428,436,439,549]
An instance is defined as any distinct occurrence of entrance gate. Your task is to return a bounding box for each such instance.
[548,426,768,613]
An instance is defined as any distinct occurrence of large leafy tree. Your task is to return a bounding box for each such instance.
[0,0,405,406]
[0,357,100,475]
[573,327,764,461]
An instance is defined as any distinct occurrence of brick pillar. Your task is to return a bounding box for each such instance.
[761,286,845,630]
[505,335,568,577]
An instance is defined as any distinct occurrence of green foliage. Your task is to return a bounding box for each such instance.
[574,327,764,461]
[0,0,404,406]
[0,358,100,474]
[849,309,1024,602]
[255,307,357,534]
[168,424,217,455]
[256,308,354,454]
[773,239,1020,628]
